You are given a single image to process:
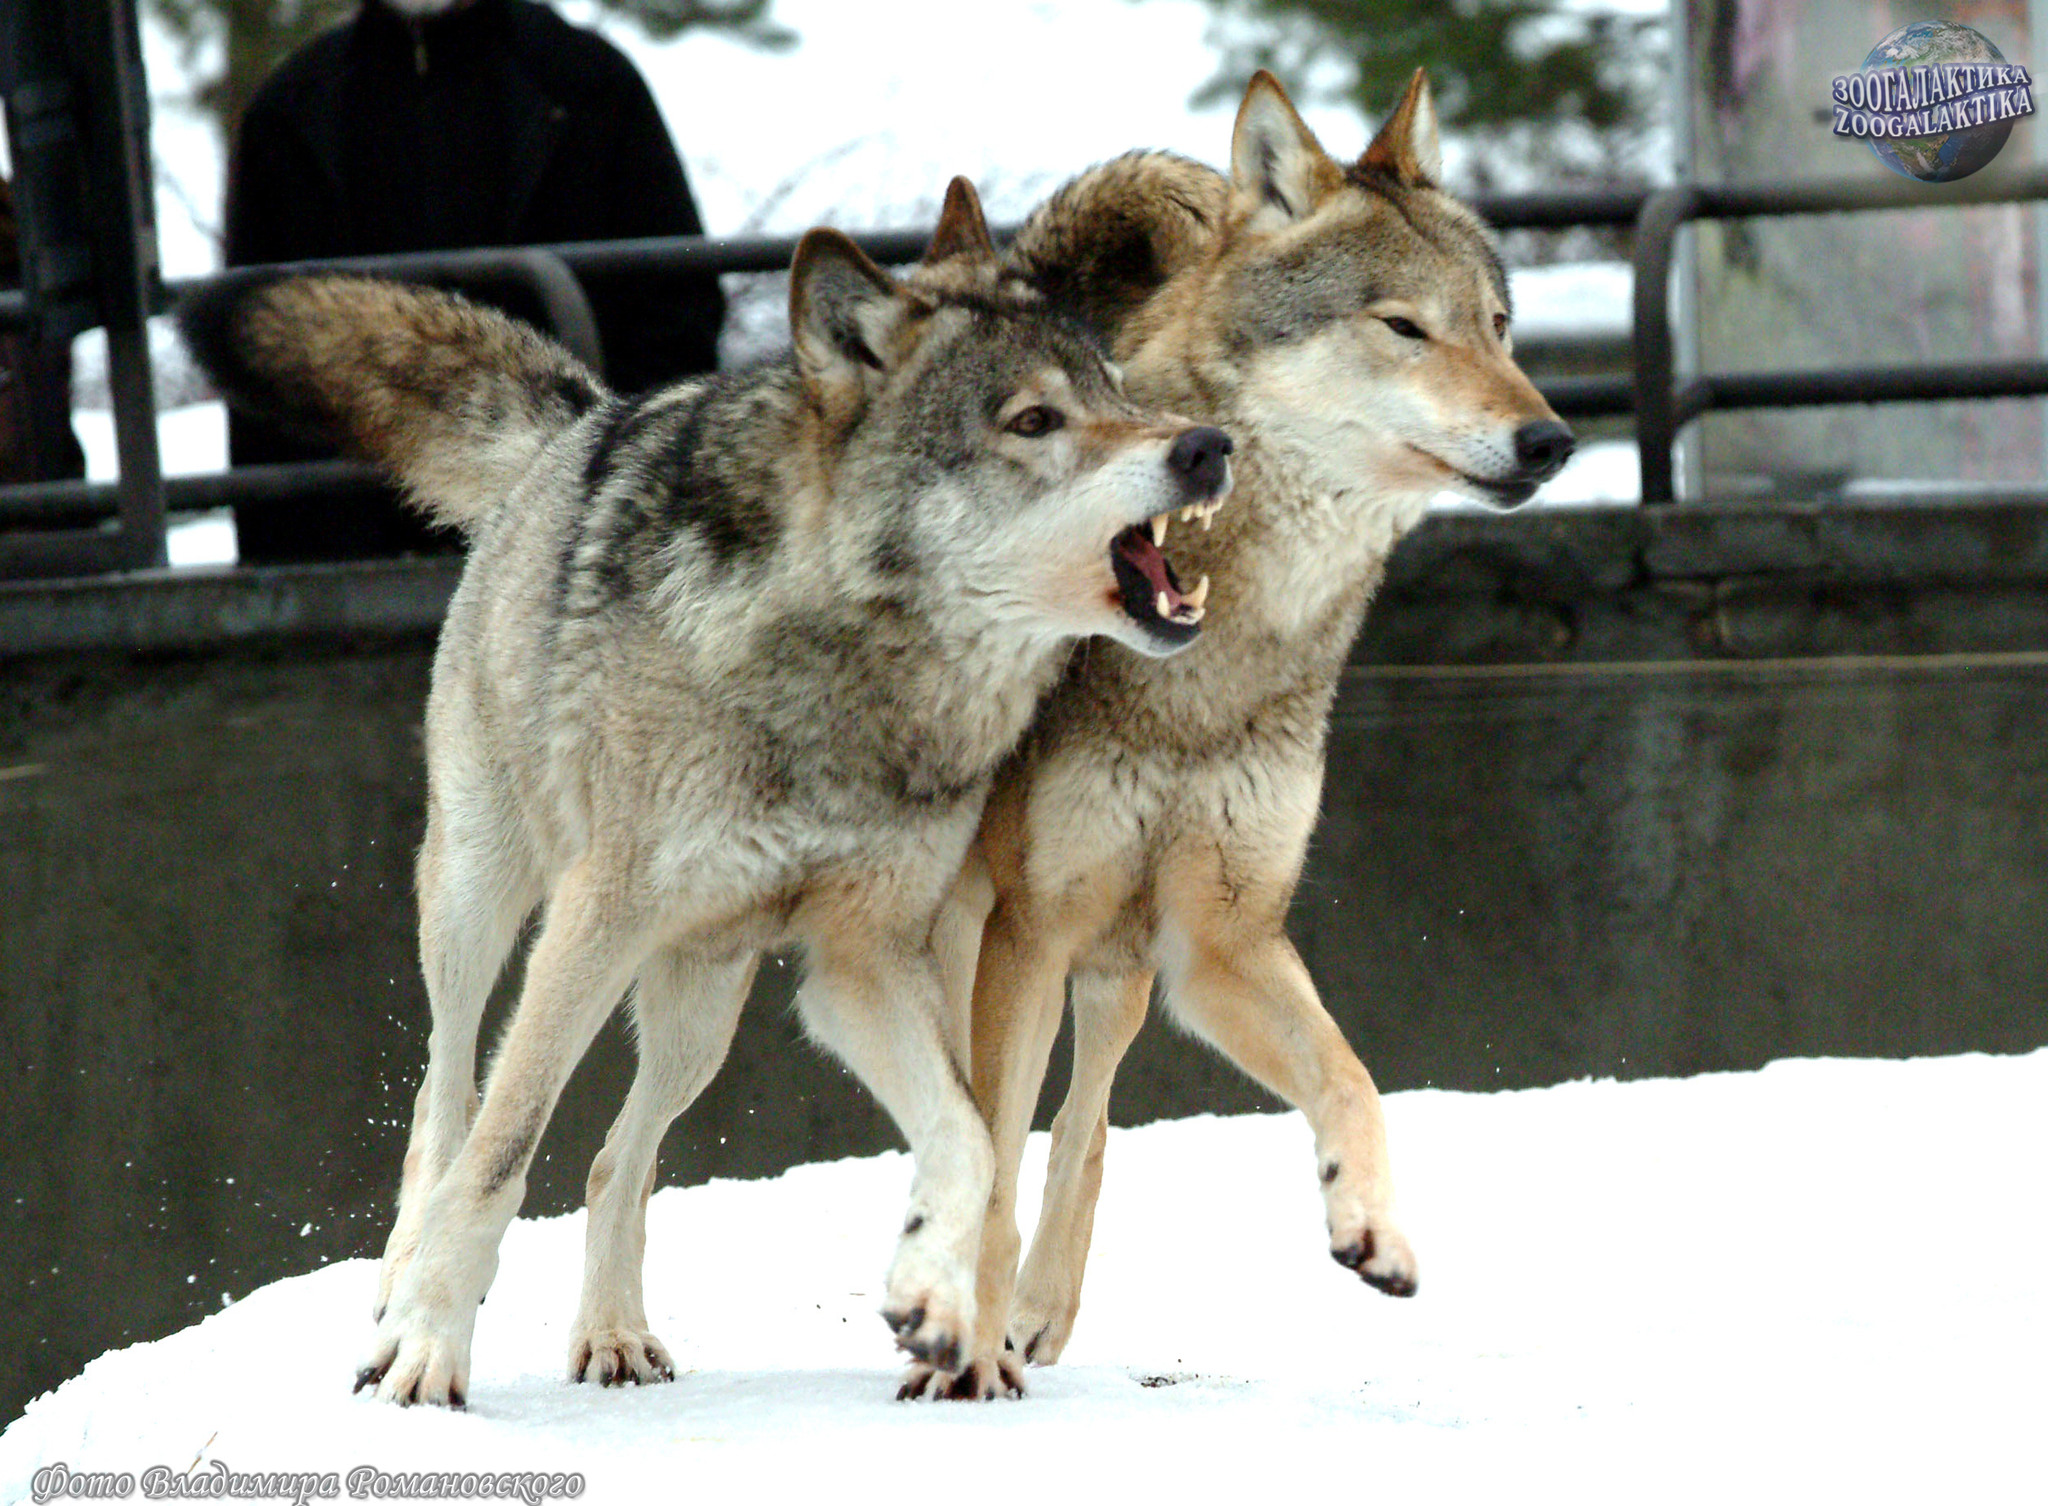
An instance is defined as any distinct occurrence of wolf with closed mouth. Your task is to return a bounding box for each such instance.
[179,178,1232,1406]
[894,72,1576,1399]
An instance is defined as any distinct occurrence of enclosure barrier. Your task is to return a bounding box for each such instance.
[6,171,2048,577]
[1629,170,2048,503]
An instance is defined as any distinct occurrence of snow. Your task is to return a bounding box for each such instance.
[1512,260,1631,341]
[5,1051,2041,1501]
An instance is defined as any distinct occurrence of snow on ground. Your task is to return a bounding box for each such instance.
[5,1051,2041,1502]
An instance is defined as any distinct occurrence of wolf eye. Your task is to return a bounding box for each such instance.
[1382,316,1427,340]
[1006,406,1064,437]
[1493,313,1509,339]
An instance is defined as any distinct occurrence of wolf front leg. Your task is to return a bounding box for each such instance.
[900,896,1079,1400]
[569,944,758,1386]
[1161,924,1418,1298]
[1006,966,1153,1365]
[358,855,655,1407]
[796,932,995,1385]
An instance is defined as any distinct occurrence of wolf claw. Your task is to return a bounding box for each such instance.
[1332,1227,1419,1296]
[897,1353,1025,1401]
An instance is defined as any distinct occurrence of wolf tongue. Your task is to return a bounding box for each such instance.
[1115,529,1185,607]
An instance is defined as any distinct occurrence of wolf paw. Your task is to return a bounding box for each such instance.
[354,1323,470,1409]
[878,1292,973,1374]
[896,1351,1025,1401]
[879,1247,975,1374]
[569,1328,676,1386]
[1005,1296,1078,1366]
[1330,1217,1419,1298]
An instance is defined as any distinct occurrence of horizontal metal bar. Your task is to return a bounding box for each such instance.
[1677,360,2048,421]
[1469,187,1650,230]
[1689,168,2048,220]
[1537,375,1635,418]
[0,526,128,581]
[1513,330,1632,364]
[0,555,464,655]
[168,248,607,371]
[0,477,119,527]
[0,461,383,528]
[502,227,942,284]
[0,227,967,328]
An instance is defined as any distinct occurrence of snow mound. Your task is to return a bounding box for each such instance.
[5,1052,2042,1501]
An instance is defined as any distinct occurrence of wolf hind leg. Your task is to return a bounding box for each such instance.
[1163,927,1418,1298]
[930,846,995,1072]
[795,932,995,1386]
[1008,966,1152,1365]
[378,797,541,1321]
[569,944,758,1386]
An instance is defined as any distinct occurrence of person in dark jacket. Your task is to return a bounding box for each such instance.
[223,0,725,562]
[1,176,87,486]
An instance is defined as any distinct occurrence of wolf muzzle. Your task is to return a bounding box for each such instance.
[1513,420,1575,482]
[1168,425,1234,501]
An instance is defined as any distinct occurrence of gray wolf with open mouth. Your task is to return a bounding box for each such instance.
[894,71,1574,1399]
[179,178,1232,1406]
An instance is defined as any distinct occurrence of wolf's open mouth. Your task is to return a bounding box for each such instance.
[1110,506,1214,644]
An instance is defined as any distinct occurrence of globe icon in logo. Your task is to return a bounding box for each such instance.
[1864,21,2014,182]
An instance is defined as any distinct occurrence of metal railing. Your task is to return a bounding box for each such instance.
[6,170,2048,579]
[0,246,608,578]
[0,227,959,579]
[1629,168,2048,503]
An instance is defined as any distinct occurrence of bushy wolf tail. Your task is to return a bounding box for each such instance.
[178,273,606,531]
[1002,151,1226,337]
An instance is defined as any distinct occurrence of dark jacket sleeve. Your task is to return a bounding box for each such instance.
[222,83,341,469]
[524,37,725,391]
[223,76,343,272]
[218,58,443,558]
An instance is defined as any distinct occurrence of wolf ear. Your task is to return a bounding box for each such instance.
[1358,68,1442,188]
[791,228,911,408]
[1228,70,1343,234]
[923,176,997,267]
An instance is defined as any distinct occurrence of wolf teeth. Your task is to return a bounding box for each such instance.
[1186,575,1210,610]
[1150,514,1169,548]
[1155,590,1173,619]
[1178,604,1205,624]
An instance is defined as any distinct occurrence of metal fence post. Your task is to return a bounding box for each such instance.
[1631,185,1701,507]
[74,0,164,569]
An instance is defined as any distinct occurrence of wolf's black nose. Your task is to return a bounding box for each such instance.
[1513,420,1575,479]
[1169,426,1233,497]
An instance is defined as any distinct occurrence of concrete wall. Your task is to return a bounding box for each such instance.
[6,502,2048,1418]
